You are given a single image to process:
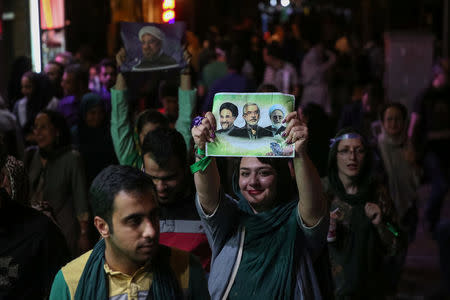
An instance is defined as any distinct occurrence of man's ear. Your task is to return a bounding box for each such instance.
[94,216,111,238]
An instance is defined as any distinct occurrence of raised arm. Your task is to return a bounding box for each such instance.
[110,49,141,167]
[191,112,221,214]
[176,73,197,151]
[408,112,420,140]
[284,112,327,227]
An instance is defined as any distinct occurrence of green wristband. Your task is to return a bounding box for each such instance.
[190,156,212,174]
[197,147,206,156]
[386,222,399,237]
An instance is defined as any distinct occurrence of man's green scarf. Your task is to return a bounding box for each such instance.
[228,195,298,300]
[74,239,183,300]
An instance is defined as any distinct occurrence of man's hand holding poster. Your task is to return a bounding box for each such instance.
[206,93,295,157]
[120,22,186,72]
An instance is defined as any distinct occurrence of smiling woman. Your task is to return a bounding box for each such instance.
[191,110,329,299]
[236,157,293,213]
[25,110,90,256]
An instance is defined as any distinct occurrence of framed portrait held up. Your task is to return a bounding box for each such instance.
[120,21,186,72]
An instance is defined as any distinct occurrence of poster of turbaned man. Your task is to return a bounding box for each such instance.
[120,21,186,72]
[206,93,295,157]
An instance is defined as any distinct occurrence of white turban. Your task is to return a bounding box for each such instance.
[268,104,285,117]
[138,26,165,42]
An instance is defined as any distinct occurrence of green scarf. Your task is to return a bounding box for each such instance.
[327,173,381,296]
[228,196,298,300]
[74,239,183,300]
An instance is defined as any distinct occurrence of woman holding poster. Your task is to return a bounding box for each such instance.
[190,111,329,299]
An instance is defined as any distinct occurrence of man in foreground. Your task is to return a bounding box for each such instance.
[49,165,209,299]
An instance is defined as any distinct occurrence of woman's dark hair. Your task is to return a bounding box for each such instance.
[136,109,169,134]
[7,56,32,106]
[328,128,373,192]
[38,109,72,149]
[0,134,7,170]
[234,157,295,204]
[379,102,408,122]
[23,72,54,129]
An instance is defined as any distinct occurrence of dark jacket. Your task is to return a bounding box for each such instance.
[229,125,273,139]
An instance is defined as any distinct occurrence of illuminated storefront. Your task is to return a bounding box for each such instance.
[29,0,65,72]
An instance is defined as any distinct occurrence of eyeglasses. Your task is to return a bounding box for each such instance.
[337,148,366,157]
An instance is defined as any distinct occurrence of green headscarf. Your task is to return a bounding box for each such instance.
[228,161,299,299]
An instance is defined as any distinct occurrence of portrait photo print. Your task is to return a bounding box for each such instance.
[207,93,295,157]
[120,21,186,72]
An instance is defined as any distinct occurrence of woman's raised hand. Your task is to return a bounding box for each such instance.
[283,111,308,156]
[191,112,217,150]
[116,48,126,68]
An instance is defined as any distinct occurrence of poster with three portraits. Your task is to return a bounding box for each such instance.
[207,93,295,158]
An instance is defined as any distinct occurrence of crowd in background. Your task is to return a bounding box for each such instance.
[1,16,450,299]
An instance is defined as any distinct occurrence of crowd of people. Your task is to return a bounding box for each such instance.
[1,19,449,300]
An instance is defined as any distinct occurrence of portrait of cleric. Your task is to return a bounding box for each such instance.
[216,102,239,135]
[229,103,273,139]
[120,22,185,72]
[265,104,286,136]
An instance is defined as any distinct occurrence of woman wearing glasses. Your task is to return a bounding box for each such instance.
[322,128,401,299]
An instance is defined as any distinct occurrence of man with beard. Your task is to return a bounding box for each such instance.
[141,128,211,272]
[96,58,117,115]
[43,60,64,98]
[49,165,208,299]
[229,103,272,139]
[265,104,286,136]
[133,26,178,71]
[216,102,239,135]
[57,64,89,127]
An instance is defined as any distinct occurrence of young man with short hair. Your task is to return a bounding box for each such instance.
[97,58,117,114]
[49,165,209,299]
[142,128,212,271]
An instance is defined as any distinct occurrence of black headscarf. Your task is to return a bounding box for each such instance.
[327,128,382,296]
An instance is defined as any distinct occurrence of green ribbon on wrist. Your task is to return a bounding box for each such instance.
[190,147,212,174]
[386,222,399,237]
